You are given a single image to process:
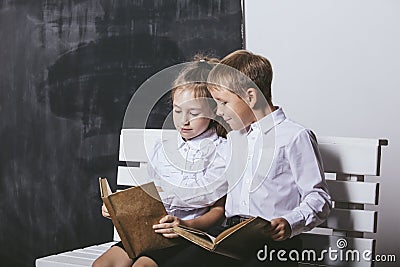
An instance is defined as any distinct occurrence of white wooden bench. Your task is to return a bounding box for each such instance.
[36,129,387,267]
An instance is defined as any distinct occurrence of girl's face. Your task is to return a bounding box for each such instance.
[172,89,214,140]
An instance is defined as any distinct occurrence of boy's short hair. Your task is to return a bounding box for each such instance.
[208,50,273,103]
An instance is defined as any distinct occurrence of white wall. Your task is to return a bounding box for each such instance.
[245,0,400,265]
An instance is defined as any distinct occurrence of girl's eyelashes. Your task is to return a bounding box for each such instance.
[173,109,201,116]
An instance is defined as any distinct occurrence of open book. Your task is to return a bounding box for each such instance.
[99,178,178,259]
[173,216,271,259]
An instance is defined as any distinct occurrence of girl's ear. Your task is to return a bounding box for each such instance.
[246,88,258,109]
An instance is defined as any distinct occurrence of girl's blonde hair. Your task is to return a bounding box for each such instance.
[171,55,229,138]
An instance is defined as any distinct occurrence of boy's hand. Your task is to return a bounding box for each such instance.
[266,218,292,241]
[152,215,182,238]
[101,204,111,219]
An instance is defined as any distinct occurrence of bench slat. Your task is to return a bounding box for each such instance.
[327,180,378,205]
[117,166,148,186]
[84,242,117,252]
[36,243,117,267]
[321,209,377,233]
[36,254,94,267]
[62,251,99,260]
[119,129,176,162]
[318,137,387,176]
[71,249,103,255]
[71,249,103,256]
[114,179,379,206]
[95,241,118,248]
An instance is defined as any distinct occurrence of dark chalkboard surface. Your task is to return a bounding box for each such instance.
[0,1,243,266]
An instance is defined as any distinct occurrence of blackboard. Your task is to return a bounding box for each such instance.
[0,1,243,266]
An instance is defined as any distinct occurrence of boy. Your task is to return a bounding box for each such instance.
[163,50,331,267]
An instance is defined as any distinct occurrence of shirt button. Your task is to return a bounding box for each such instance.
[242,201,247,206]
[245,179,250,184]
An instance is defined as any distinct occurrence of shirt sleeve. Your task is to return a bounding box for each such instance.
[196,138,229,202]
[281,129,332,237]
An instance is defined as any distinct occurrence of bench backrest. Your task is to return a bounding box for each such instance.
[117,129,387,267]
[300,137,387,267]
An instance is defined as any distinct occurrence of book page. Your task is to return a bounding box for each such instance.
[214,218,255,243]
[176,225,216,243]
[173,226,217,250]
[99,177,112,197]
[215,217,271,244]
[175,225,243,260]
[211,217,271,259]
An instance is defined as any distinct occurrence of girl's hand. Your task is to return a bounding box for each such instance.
[152,215,182,238]
[266,218,292,241]
[101,204,111,219]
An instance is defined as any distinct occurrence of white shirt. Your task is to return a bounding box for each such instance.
[225,107,331,237]
[148,128,228,220]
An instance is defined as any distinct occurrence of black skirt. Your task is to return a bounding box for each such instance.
[112,240,190,265]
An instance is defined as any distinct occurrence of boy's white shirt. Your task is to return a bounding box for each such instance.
[148,128,228,220]
[225,107,331,238]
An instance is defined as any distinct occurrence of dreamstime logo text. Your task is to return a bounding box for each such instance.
[257,238,396,263]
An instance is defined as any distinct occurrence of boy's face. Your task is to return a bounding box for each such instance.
[209,88,255,130]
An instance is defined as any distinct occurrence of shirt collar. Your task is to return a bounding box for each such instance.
[238,106,286,136]
[177,128,219,150]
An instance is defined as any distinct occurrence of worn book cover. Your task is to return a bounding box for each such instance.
[173,217,271,259]
[99,178,178,259]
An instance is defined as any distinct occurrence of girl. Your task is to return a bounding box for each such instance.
[93,57,229,267]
